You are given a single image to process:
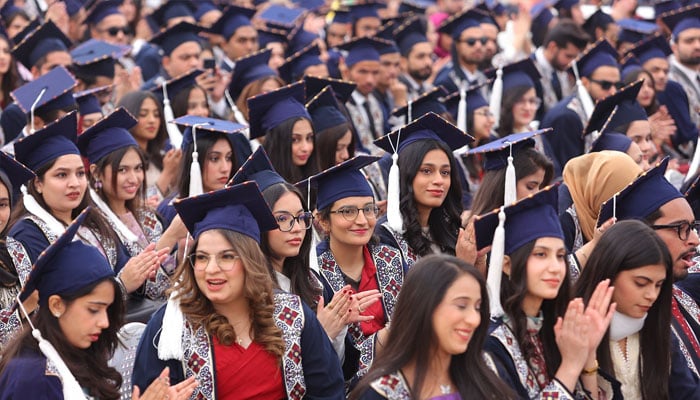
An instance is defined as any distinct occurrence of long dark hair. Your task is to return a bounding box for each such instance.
[170,84,209,118]
[496,85,533,138]
[0,34,20,107]
[260,183,321,308]
[263,116,320,183]
[0,277,125,399]
[399,140,462,257]
[470,147,553,217]
[623,69,659,115]
[350,255,515,400]
[501,239,571,379]
[89,146,147,216]
[315,122,355,170]
[176,133,237,198]
[117,91,168,171]
[574,220,672,400]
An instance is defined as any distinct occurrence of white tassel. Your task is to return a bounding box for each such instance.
[686,143,700,182]
[407,100,412,123]
[188,124,205,196]
[489,67,503,130]
[89,189,138,243]
[487,207,506,319]
[457,81,468,132]
[157,289,184,361]
[612,194,617,221]
[307,180,320,274]
[224,89,249,127]
[572,60,594,119]
[162,84,183,149]
[22,185,65,237]
[387,152,403,233]
[504,143,516,205]
[29,87,47,134]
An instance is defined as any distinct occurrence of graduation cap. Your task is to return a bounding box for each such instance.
[0,151,35,205]
[443,81,490,128]
[306,85,348,133]
[15,111,79,172]
[330,8,352,24]
[617,18,659,44]
[605,81,647,133]
[77,108,138,164]
[590,132,633,153]
[476,0,506,16]
[531,2,555,28]
[75,85,111,116]
[375,112,473,153]
[348,1,382,21]
[10,18,40,45]
[292,0,325,12]
[337,36,395,68]
[655,0,682,17]
[469,129,552,171]
[662,4,700,38]
[247,82,310,139]
[582,9,615,38]
[597,157,682,225]
[626,34,672,64]
[573,38,618,78]
[304,75,356,103]
[297,155,380,210]
[554,0,578,11]
[84,0,122,26]
[12,20,72,70]
[149,0,196,29]
[149,21,203,56]
[485,58,540,129]
[0,104,26,143]
[71,40,125,79]
[584,79,643,138]
[620,53,643,79]
[399,0,435,14]
[279,43,324,82]
[394,15,429,57]
[10,65,77,119]
[229,147,286,190]
[227,49,277,102]
[174,181,278,241]
[172,114,246,150]
[286,25,320,56]
[209,5,256,41]
[437,8,490,39]
[392,86,448,120]
[258,26,289,48]
[150,68,203,103]
[193,0,220,21]
[258,4,306,30]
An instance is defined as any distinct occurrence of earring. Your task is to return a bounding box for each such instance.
[53,312,61,318]
[94,180,103,192]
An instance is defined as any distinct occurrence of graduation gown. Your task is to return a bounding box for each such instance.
[0,348,65,399]
[541,94,587,177]
[657,81,699,150]
[672,275,700,379]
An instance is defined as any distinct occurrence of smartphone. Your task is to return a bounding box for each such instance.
[203,58,216,73]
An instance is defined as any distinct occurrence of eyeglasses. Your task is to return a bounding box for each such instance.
[651,220,700,241]
[516,97,542,108]
[188,251,241,271]
[473,110,494,117]
[590,79,620,91]
[458,37,489,46]
[102,26,131,37]
[275,211,313,232]
[329,204,379,221]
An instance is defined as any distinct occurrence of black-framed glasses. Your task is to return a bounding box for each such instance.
[589,79,620,91]
[188,251,241,271]
[651,220,700,241]
[275,211,313,232]
[103,26,131,36]
[458,37,489,46]
[329,204,379,221]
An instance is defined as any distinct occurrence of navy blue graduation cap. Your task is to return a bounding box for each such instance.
[193,0,219,21]
[574,38,618,78]
[15,111,79,172]
[374,112,473,153]
[399,0,434,14]
[627,33,672,65]
[258,26,289,47]
[228,49,277,102]
[150,68,203,102]
[531,2,555,28]
[487,58,540,92]
[605,81,647,132]
[469,129,551,171]
[583,9,615,38]
[554,0,578,11]
[298,155,380,210]
[591,132,633,153]
[394,16,428,57]
[77,108,138,164]
[209,5,256,41]
[12,20,72,69]
[330,8,352,24]
[337,36,395,68]
[661,4,700,38]
[348,1,382,21]
[229,147,286,190]
[306,85,348,133]
[304,75,356,103]
[11,66,77,116]
[74,85,110,116]
[10,18,40,45]
[84,0,122,25]
[287,25,320,56]
[437,8,489,39]
[617,18,658,44]
[16,209,114,308]
[149,0,196,29]
[172,115,246,150]
[392,86,448,119]
[0,1,20,19]
[279,43,323,82]
[150,22,203,56]
[292,0,324,12]
[248,82,310,140]
[258,4,306,30]
[174,181,278,241]
[476,0,506,16]
[443,81,490,121]
[0,151,35,204]
[655,0,682,16]
[0,104,25,142]
[473,184,563,253]
[597,157,682,226]
[620,54,643,79]
[584,79,643,137]
[71,40,124,79]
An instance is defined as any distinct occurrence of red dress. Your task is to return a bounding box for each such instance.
[359,246,386,336]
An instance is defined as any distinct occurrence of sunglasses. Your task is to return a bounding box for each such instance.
[103,26,131,36]
[590,79,620,91]
[459,37,489,46]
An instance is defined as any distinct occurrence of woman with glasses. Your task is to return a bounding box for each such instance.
[489,59,543,138]
[132,182,344,399]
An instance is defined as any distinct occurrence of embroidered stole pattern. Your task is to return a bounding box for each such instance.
[369,371,412,399]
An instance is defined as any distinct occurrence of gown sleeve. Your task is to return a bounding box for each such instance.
[0,352,63,400]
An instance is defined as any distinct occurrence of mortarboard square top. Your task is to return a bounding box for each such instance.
[605,82,648,132]
[337,36,395,68]
[330,8,352,24]
[626,34,672,64]
[149,0,196,29]
[84,0,123,25]
[443,81,490,120]
[247,82,311,140]
[174,181,278,242]
[306,85,349,133]
[15,112,80,172]
[374,112,474,154]
[297,155,380,210]
[661,4,700,38]
[193,0,220,21]
[209,5,256,41]
[617,18,658,44]
[469,129,552,171]
[228,49,277,102]
[473,184,563,253]
[655,0,682,16]
[399,0,435,14]
[258,4,307,30]
[279,43,324,83]
[71,40,125,78]
[347,1,383,21]
[573,39,618,78]
[486,58,541,92]
[150,68,203,103]
[591,132,633,153]
[75,85,112,116]
[304,75,356,103]
[392,86,448,119]
[11,18,40,45]
[12,20,72,69]
[394,15,429,57]
[0,151,35,203]
[438,8,490,39]
[16,209,114,308]
[597,157,682,226]
[149,22,204,56]
[173,115,246,150]
[11,66,77,115]
[77,107,138,164]
[584,79,643,137]
[287,25,320,56]
[583,9,615,35]
[258,26,289,47]
[229,147,286,190]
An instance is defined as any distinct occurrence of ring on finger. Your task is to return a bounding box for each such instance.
[327,304,334,310]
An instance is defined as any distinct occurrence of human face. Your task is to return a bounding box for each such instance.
[516,168,546,200]
[164,42,202,78]
[326,196,376,247]
[432,274,481,358]
[119,0,136,22]
[193,230,245,310]
[603,23,620,47]
[412,149,451,216]
[36,51,72,77]
[612,264,666,319]
[100,148,144,205]
[56,280,114,349]
[0,39,11,75]
[406,42,433,82]
[267,192,307,263]
[626,141,649,170]
[187,87,209,118]
[643,58,669,91]
[674,28,700,67]
[522,237,566,316]
[354,16,381,37]
[291,119,314,166]
[378,52,401,90]
[266,42,286,70]
[637,75,655,108]
[349,60,380,95]
[480,23,498,62]
[6,15,29,39]
[94,14,130,45]
[626,120,655,164]
[0,182,10,232]
[35,155,87,222]
[335,130,353,165]
[471,106,494,140]
[552,43,580,71]
[202,138,233,192]
[132,98,160,148]
[225,26,259,60]
[326,22,349,47]
[653,198,699,281]
[456,27,485,67]
[81,112,103,132]
[512,88,538,131]
[585,66,620,100]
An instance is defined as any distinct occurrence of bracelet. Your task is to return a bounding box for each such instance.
[581,360,598,376]
[115,275,129,300]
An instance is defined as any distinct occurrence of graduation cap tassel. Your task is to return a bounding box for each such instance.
[686,144,700,183]
[158,282,185,361]
[487,207,506,319]
[224,89,249,128]
[407,99,412,123]
[504,142,516,205]
[162,83,184,149]
[572,60,595,119]
[307,180,320,274]
[387,129,403,234]
[457,81,468,132]
[188,123,206,197]
[29,87,47,134]
[489,67,503,130]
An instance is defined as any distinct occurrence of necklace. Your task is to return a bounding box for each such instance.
[439,384,451,394]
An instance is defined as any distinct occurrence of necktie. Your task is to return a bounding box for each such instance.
[551,70,563,101]
[362,100,378,139]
